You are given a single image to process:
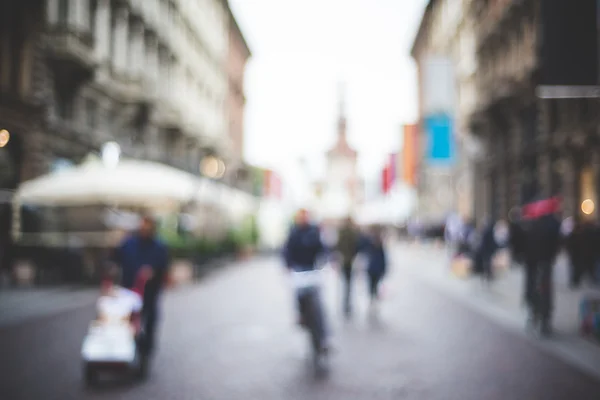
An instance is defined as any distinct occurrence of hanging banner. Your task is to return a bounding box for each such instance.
[425,113,455,166]
[402,124,418,186]
[388,153,397,189]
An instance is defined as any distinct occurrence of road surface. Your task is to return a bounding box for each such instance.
[1,252,600,399]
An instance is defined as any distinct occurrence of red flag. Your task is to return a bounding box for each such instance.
[264,169,283,199]
[389,153,397,188]
[271,172,282,199]
[382,163,390,194]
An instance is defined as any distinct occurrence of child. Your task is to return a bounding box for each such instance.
[95,267,151,333]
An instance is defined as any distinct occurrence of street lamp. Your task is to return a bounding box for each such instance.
[582,199,595,215]
[0,130,10,148]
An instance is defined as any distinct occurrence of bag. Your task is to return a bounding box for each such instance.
[451,254,472,279]
[579,295,600,336]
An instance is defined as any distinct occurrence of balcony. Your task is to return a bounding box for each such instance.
[476,0,527,52]
[0,93,44,129]
[45,26,97,84]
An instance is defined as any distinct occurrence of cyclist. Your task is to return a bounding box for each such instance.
[282,209,330,348]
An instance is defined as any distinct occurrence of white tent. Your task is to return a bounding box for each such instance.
[355,183,417,226]
[14,158,198,208]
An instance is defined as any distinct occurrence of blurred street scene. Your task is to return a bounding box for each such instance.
[2,0,600,398]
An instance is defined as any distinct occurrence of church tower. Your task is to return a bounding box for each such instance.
[316,83,362,224]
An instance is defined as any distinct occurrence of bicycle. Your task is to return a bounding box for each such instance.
[290,269,330,376]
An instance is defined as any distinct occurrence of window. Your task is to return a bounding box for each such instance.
[85,99,97,129]
[55,93,72,120]
[58,0,69,25]
[548,100,558,134]
[90,0,97,33]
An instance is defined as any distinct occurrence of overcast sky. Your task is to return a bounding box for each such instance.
[228,0,428,198]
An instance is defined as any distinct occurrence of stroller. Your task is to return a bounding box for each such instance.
[81,269,152,385]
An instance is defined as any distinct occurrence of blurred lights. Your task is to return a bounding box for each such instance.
[582,199,595,215]
[102,141,121,168]
[201,156,226,179]
[0,130,10,148]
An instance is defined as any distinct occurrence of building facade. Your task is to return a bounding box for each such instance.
[411,0,479,223]
[225,5,252,189]
[468,0,540,223]
[0,0,244,275]
[1,0,232,188]
[468,0,600,223]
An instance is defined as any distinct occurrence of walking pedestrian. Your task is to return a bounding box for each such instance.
[110,214,170,357]
[335,216,361,318]
[521,196,561,336]
[473,218,498,284]
[364,226,388,306]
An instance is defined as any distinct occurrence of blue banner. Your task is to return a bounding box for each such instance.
[425,114,455,165]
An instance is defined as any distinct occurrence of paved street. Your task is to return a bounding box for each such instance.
[2,250,600,399]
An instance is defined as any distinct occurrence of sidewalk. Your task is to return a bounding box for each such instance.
[0,255,246,329]
[392,241,600,379]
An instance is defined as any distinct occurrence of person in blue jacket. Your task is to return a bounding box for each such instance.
[110,214,169,356]
[282,209,332,353]
[364,226,388,304]
[283,209,326,273]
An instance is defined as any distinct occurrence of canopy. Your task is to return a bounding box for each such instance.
[355,184,417,226]
[14,159,198,208]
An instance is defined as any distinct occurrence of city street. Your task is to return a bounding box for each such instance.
[2,249,600,400]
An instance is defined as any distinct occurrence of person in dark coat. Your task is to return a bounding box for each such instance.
[459,218,477,257]
[508,208,526,268]
[474,218,497,282]
[282,209,327,324]
[364,227,388,304]
[335,217,361,317]
[521,197,561,336]
[111,214,170,355]
[567,218,597,287]
[565,218,584,288]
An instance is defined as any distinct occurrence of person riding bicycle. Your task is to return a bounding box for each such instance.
[282,210,328,327]
[521,196,561,336]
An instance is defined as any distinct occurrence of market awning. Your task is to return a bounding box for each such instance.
[14,158,197,208]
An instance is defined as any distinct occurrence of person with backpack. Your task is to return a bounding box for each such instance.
[336,216,361,318]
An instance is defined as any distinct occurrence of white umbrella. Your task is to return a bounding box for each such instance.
[15,158,197,208]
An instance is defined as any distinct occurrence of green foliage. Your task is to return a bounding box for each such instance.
[159,212,261,260]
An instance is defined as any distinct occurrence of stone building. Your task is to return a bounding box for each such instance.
[411,0,479,223]
[466,0,540,222]
[467,0,599,222]
[1,0,232,187]
[225,5,252,190]
[0,0,243,276]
